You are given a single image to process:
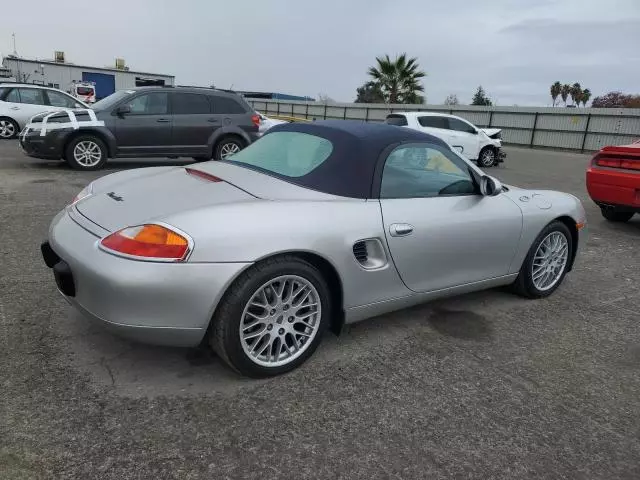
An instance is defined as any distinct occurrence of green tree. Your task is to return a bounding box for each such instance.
[570,83,582,107]
[471,86,492,106]
[581,88,591,107]
[550,81,561,106]
[444,94,459,105]
[354,81,385,103]
[367,53,426,104]
[560,84,570,106]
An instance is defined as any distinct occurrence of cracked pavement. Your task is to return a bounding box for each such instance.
[1,141,639,479]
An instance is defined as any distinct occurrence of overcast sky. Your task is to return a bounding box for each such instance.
[3,0,639,105]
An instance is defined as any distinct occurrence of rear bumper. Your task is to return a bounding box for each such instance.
[41,209,250,347]
[586,167,640,209]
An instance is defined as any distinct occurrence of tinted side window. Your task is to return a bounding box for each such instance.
[172,93,211,115]
[381,143,476,199]
[46,90,77,108]
[448,117,476,134]
[5,89,20,102]
[0,87,7,99]
[125,93,168,115]
[385,115,408,126]
[418,116,448,129]
[211,96,246,114]
[17,88,46,105]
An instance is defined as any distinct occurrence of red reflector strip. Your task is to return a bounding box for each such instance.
[621,160,640,171]
[101,234,188,259]
[596,158,640,170]
[185,167,223,182]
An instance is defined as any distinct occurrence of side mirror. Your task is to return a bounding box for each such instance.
[480,175,503,196]
[115,104,131,116]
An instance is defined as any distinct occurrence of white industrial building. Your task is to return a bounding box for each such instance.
[1,53,174,100]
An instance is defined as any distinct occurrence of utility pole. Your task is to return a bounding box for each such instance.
[12,33,17,55]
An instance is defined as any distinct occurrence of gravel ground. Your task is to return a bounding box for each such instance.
[1,142,639,479]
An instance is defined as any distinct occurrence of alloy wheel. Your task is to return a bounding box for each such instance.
[531,231,569,291]
[220,142,240,159]
[480,149,495,167]
[73,140,102,167]
[0,120,16,139]
[239,275,321,367]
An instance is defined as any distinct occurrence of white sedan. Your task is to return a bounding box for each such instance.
[386,111,505,167]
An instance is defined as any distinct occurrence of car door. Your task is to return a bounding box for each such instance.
[112,92,172,156]
[3,88,49,128]
[378,142,522,293]
[169,92,218,156]
[447,117,481,160]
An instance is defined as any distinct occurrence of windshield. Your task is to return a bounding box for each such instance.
[226,131,333,178]
[91,90,132,111]
[76,87,94,95]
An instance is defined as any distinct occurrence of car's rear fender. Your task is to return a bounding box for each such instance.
[207,126,254,154]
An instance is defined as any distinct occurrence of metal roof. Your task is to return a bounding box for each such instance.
[2,57,174,79]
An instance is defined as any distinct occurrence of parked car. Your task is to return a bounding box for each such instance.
[0,83,87,139]
[19,86,260,170]
[257,111,288,136]
[41,121,587,378]
[586,140,640,222]
[385,112,505,167]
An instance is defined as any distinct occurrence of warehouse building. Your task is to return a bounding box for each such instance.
[1,53,174,100]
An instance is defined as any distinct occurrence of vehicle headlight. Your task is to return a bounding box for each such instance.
[72,182,94,204]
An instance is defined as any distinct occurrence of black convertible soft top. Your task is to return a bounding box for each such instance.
[262,120,451,199]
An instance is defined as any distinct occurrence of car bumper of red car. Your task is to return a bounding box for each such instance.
[586,167,640,211]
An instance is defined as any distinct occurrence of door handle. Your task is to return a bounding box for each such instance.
[389,223,414,237]
[207,118,220,123]
[10,106,20,110]
[156,118,170,123]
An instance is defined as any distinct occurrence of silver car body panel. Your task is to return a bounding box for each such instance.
[47,153,587,347]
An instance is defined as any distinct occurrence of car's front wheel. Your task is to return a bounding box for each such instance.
[600,207,634,223]
[65,135,108,170]
[0,117,19,139]
[210,256,331,378]
[478,147,497,168]
[512,221,573,298]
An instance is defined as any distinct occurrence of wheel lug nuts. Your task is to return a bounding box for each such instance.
[267,325,273,331]
[279,328,285,335]
[270,309,276,315]
[288,316,294,322]
[283,305,289,310]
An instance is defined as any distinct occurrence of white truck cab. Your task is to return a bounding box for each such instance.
[386,111,505,167]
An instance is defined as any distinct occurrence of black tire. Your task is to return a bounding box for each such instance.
[210,255,331,378]
[478,147,497,168]
[65,135,108,170]
[600,207,634,223]
[511,221,573,299]
[192,156,210,162]
[0,117,19,140]
[213,137,245,160]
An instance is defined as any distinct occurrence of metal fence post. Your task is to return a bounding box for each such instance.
[488,110,493,127]
[365,107,369,122]
[530,112,539,148]
[277,102,280,116]
[581,113,592,153]
[324,104,328,120]
[305,103,309,119]
[343,106,347,120]
[291,103,294,117]
[449,109,453,115]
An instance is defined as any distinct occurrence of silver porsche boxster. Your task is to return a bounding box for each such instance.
[41,121,587,377]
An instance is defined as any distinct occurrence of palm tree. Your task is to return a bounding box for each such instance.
[570,83,582,107]
[550,81,561,106]
[560,84,570,106]
[581,88,591,107]
[367,53,426,104]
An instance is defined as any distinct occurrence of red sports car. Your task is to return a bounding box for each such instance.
[586,140,640,222]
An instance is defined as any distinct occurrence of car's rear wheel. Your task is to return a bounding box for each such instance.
[600,207,634,223]
[512,221,573,298]
[478,147,496,168]
[65,135,108,170]
[0,117,19,139]
[214,137,244,160]
[210,256,331,378]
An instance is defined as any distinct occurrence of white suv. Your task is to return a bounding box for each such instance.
[0,83,87,139]
[385,112,505,167]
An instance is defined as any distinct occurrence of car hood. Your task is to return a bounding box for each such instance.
[75,166,257,232]
[480,128,502,138]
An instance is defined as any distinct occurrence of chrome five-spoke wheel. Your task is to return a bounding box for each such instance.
[531,231,569,291]
[240,275,321,367]
[219,142,240,159]
[0,119,17,139]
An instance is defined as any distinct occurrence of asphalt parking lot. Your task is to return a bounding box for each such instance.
[1,141,639,479]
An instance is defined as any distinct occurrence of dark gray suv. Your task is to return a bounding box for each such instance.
[19,86,260,170]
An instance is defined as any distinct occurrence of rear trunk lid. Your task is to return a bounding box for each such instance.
[75,166,256,232]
